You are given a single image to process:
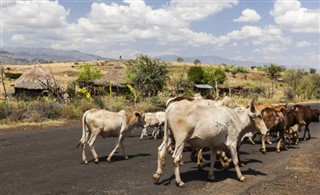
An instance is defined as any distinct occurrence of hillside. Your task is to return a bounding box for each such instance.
[0,47,108,65]
[156,54,266,68]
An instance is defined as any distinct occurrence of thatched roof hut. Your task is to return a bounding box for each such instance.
[78,61,131,96]
[13,65,60,97]
[104,60,127,86]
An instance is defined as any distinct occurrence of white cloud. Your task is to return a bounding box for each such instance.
[11,34,25,42]
[233,9,261,22]
[227,26,262,40]
[3,0,69,29]
[296,41,311,47]
[255,44,287,54]
[270,0,320,33]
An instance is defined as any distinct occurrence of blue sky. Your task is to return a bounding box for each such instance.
[1,0,319,70]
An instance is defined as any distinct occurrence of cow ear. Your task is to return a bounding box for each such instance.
[135,112,142,117]
[249,99,256,113]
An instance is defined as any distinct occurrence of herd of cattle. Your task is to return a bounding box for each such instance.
[76,95,320,187]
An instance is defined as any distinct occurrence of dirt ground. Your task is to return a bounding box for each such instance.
[191,141,320,195]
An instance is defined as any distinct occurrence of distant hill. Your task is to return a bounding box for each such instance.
[155,55,319,72]
[155,54,267,68]
[0,47,108,65]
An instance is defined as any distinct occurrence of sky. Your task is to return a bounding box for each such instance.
[1,0,320,69]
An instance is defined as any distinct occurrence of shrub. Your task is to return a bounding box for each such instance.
[187,66,204,84]
[283,87,295,101]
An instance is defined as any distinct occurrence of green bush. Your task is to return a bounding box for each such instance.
[187,66,204,84]
[4,72,22,79]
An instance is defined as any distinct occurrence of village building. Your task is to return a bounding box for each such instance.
[13,65,60,98]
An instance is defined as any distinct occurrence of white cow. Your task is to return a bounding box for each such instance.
[153,99,268,187]
[140,111,165,140]
[76,109,143,164]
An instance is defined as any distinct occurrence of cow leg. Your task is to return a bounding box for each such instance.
[208,147,216,181]
[140,127,148,140]
[266,132,272,145]
[87,134,99,163]
[230,144,245,181]
[261,134,266,154]
[119,134,128,160]
[152,127,159,139]
[153,139,171,183]
[107,133,125,162]
[248,136,256,145]
[276,130,286,153]
[294,132,299,145]
[81,143,88,164]
[172,141,185,187]
[196,148,206,170]
[306,125,311,140]
[303,127,307,141]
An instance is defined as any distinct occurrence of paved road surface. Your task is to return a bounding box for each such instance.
[1,103,319,194]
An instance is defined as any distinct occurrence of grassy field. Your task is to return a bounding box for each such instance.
[0,60,293,102]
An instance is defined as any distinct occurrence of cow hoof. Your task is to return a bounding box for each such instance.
[276,149,280,153]
[176,182,185,188]
[261,149,266,154]
[84,160,88,165]
[197,165,203,170]
[153,173,161,183]
[208,175,215,181]
[125,156,129,160]
[239,176,245,182]
[240,162,246,167]
[107,158,112,163]
[94,159,99,164]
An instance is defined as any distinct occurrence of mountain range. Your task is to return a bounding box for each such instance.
[0,47,107,65]
[0,47,317,72]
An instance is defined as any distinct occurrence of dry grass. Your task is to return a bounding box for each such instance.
[1,61,284,101]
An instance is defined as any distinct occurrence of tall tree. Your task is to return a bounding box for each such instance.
[128,54,169,97]
[0,65,7,101]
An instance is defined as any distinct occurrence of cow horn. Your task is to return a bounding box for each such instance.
[249,99,256,112]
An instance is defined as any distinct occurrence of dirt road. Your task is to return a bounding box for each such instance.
[1,104,319,194]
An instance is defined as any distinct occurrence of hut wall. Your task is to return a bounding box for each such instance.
[14,88,45,98]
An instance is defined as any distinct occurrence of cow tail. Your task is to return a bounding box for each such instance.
[76,110,89,148]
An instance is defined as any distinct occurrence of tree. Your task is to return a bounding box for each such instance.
[203,66,227,85]
[310,68,316,74]
[264,64,286,97]
[128,54,169,97]
[177,57,184,63]
[265,64,285,81]
[283,69,303,91]
[77,63,102,82]
[187,66,204,84]
[194,59,201,65]
[203,66,227,97]
[0,65,7,101]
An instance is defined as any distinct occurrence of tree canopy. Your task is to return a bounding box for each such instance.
[127,54,169,97]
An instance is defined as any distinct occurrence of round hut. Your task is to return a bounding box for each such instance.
[13,65,60,97]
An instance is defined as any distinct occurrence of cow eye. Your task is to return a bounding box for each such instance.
[257,114,262,119]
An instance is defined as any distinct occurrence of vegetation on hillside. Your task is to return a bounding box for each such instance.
[0,58,319,126]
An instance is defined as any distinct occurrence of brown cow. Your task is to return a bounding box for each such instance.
[261,107,288,153]
[293,105,320,140]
